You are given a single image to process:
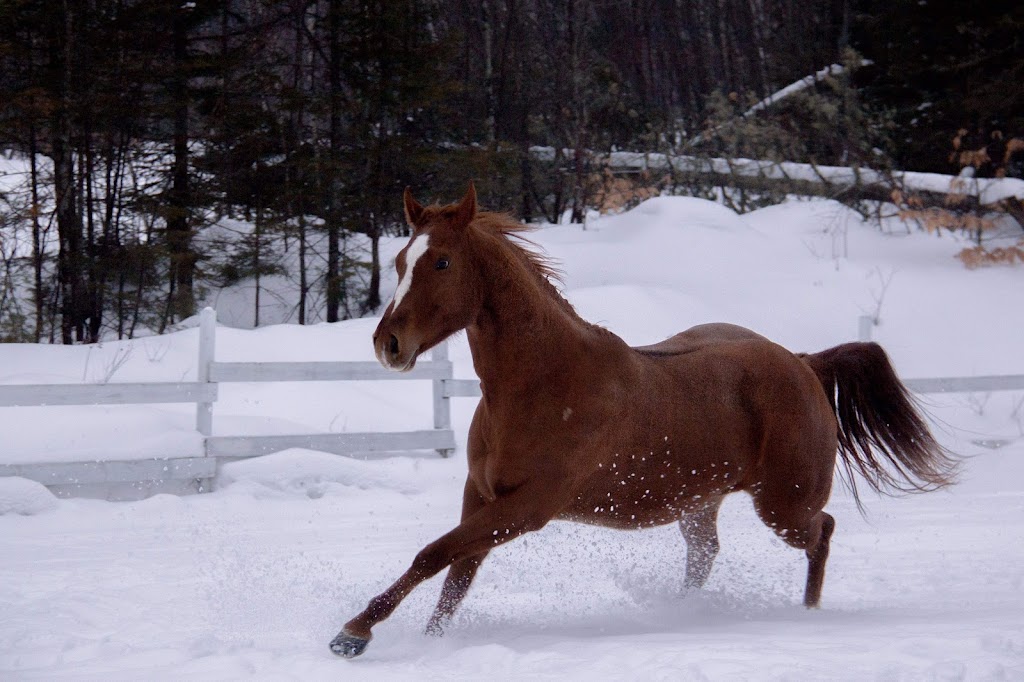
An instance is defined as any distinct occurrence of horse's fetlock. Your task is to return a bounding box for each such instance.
[367,594,395,617]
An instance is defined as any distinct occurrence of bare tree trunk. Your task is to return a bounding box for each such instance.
[167,4,194,325]
[83,112,108,343]
[747,0,771,97]
[116,267,127,339]
[130,257,145,339]
[52,0,85,344]
[481,0,496,145]
[363,223,381,315]
[253,196,263,327]
[325,0,343,323]
[289,2,308,325]
[28,112,45,342]
[567,0,588,224]
[298,212,308,324]
[102,130,128,338]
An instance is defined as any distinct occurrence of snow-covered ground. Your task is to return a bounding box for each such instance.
[2,197,1023,679]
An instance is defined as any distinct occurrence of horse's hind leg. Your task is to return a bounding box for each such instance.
[802,510,835,607]
[752,490,835,607]
[678,498,722,590]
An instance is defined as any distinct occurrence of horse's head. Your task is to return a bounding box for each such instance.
[373,183,482,371]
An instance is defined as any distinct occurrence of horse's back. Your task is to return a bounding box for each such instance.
[633,323,771,357]
[635,323,831,426]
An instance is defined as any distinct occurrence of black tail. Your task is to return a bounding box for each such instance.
[802,342,958,509]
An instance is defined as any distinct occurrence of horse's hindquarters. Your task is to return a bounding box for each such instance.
[560,338,837,531]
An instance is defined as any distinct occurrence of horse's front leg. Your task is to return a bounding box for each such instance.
[425,476,489,637]
[330,479,569,658]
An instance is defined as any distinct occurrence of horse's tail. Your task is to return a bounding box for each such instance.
[800,342,958,509]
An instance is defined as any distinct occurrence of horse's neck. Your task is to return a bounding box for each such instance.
[466,266,621,396]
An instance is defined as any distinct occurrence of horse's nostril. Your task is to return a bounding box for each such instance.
[388,334,400,355]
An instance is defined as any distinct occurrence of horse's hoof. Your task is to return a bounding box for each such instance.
[330,630,371,658]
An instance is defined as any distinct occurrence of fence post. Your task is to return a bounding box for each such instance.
[858,315,873,342]
[431,341,453,458]
[196,307,216,444]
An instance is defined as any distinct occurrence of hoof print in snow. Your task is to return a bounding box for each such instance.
[330,631,370,658]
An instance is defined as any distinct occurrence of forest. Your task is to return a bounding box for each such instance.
[0,0,1021,343]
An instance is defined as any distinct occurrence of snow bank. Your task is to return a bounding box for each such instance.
[218,448,442,498]
[0,477,57,515]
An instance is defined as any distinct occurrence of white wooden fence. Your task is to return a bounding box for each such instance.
[196,308,481,459]
[0,307,482,495]
[1,309,1022,497]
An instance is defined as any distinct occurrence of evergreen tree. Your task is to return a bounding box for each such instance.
[1,0,1018,342]
[854,0,1024,176]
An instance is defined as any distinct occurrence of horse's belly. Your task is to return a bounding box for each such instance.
[557,456,743,530]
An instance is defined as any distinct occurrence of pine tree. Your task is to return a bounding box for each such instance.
[854,0,1024,176]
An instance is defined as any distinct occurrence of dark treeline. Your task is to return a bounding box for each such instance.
[0,0,1020,343]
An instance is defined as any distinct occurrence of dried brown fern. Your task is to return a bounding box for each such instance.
[589,166,666,214]
[957,242,1024,269]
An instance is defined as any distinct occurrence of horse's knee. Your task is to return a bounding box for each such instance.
[774,510,834,553]
[820,511,835,540]
[752,489,829,551]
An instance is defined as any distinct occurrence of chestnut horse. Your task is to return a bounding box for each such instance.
[330,184,956,658]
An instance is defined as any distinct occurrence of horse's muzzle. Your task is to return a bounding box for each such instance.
[373,326,419,372]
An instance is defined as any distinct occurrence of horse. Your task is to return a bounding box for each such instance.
[330,183,957,658]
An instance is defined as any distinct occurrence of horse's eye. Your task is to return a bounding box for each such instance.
[435,258,450,270]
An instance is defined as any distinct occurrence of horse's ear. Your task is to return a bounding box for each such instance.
[404,187,426,229]
[453,181,477,229]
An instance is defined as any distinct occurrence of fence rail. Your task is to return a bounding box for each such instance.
[0,382,217,407]
[903,375,1024,394]
[1,308,1021,498]
[0,458,217,487]
[208,360,453,383]
[206,430,457,459]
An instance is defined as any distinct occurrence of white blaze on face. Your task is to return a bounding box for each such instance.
[391,234,430,312]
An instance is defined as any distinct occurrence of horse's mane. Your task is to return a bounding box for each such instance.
[468,212,599,328]
[471,212,563,281]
